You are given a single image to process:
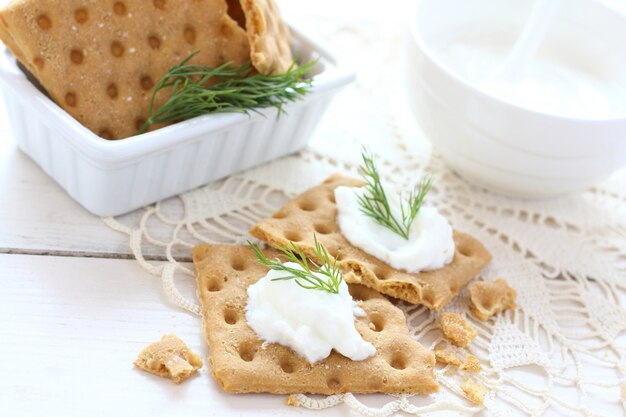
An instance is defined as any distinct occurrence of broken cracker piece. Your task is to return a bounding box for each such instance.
[434,345,461,367]
[240,0,293,74]
[460,354,482,372]
[0,0,250,139]
[192,244,439,395]
[439,312,477,347]
[134,334,203,384]
[249,174,492,310]
[461,378,488,405]
[468,279,517,321]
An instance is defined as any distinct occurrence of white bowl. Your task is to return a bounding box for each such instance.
[407,0,626,198]
[0,25,355,216]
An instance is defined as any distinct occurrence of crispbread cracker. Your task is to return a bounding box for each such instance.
[249,174,492,310]
[240,0,292,74]
[134,334,203,384]
[468,279,517,321]
[193,244,439,395]
[0,0,250,139]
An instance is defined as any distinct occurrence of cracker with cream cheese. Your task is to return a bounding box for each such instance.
[192,243,439,394]
[249,174,492,310]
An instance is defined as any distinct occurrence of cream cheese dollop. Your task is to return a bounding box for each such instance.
[334,186,455,273]
[246,263,376,363]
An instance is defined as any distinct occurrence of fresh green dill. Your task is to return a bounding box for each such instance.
[137,52,315,134]
[356,147,433,240]
[248,234,342,294]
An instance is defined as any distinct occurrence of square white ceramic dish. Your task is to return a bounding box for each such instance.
[0,25,354,216]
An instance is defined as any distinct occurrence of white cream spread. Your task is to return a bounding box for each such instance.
[334,186,455,273]
[246,263,376,363]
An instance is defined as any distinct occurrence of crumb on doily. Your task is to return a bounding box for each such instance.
[461,378,488,404]
[460,354,482,372]
[439,312,477,347]
[468,278,517,321]
[434,344,461,367]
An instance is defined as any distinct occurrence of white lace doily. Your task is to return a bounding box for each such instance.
[103,1,626,415]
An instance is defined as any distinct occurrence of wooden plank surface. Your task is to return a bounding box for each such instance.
[0,254,366,417]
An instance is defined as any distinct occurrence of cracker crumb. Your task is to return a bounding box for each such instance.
[469,279,517,321]
[439,312,477,347]
[460,354,482,372]
[434,345,461,367]
[133,334,203,384]
[461,378,488,404]
[286,395,301,407]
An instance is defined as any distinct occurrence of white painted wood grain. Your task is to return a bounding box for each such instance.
[0,254,367,417]
[0,254,453,417]
[0,137,137,256]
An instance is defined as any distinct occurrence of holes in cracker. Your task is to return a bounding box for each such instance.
[113,2,127,15]
[230,257,246,271]
[33,57,44,70]
[326,377,342,390]
[184,26,196,45]
[298,200,316,212]
[389,351,408,370]
[74,8,88,23]
[148,35,161,50]
[313,224,333,235]
[279,357,296,374]
[140,75,154,91]
[106,83,118,99]
[223,308,239,325]
[37,15,51,30]
[153,0,166,10]
[70,49,84,64]
[283,230,302,242]
[348,285,372,302]
[238,341,257,362]
[111,41,124,57]
[272,210,287,219]
[368,313,385,332]
[458,244,472,257]
[65,92,77,107]
[99,129,113,140]
[135,117,147,131]
[207,278,223,292]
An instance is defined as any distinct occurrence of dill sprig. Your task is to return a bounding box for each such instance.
[356,147,433,240]
[248,235,343,294]
[137,52,315,134]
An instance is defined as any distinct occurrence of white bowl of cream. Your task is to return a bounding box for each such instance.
[407,0,626,198]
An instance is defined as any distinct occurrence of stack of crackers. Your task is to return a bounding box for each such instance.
[0,0,293,139]
[192,174,502,397]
